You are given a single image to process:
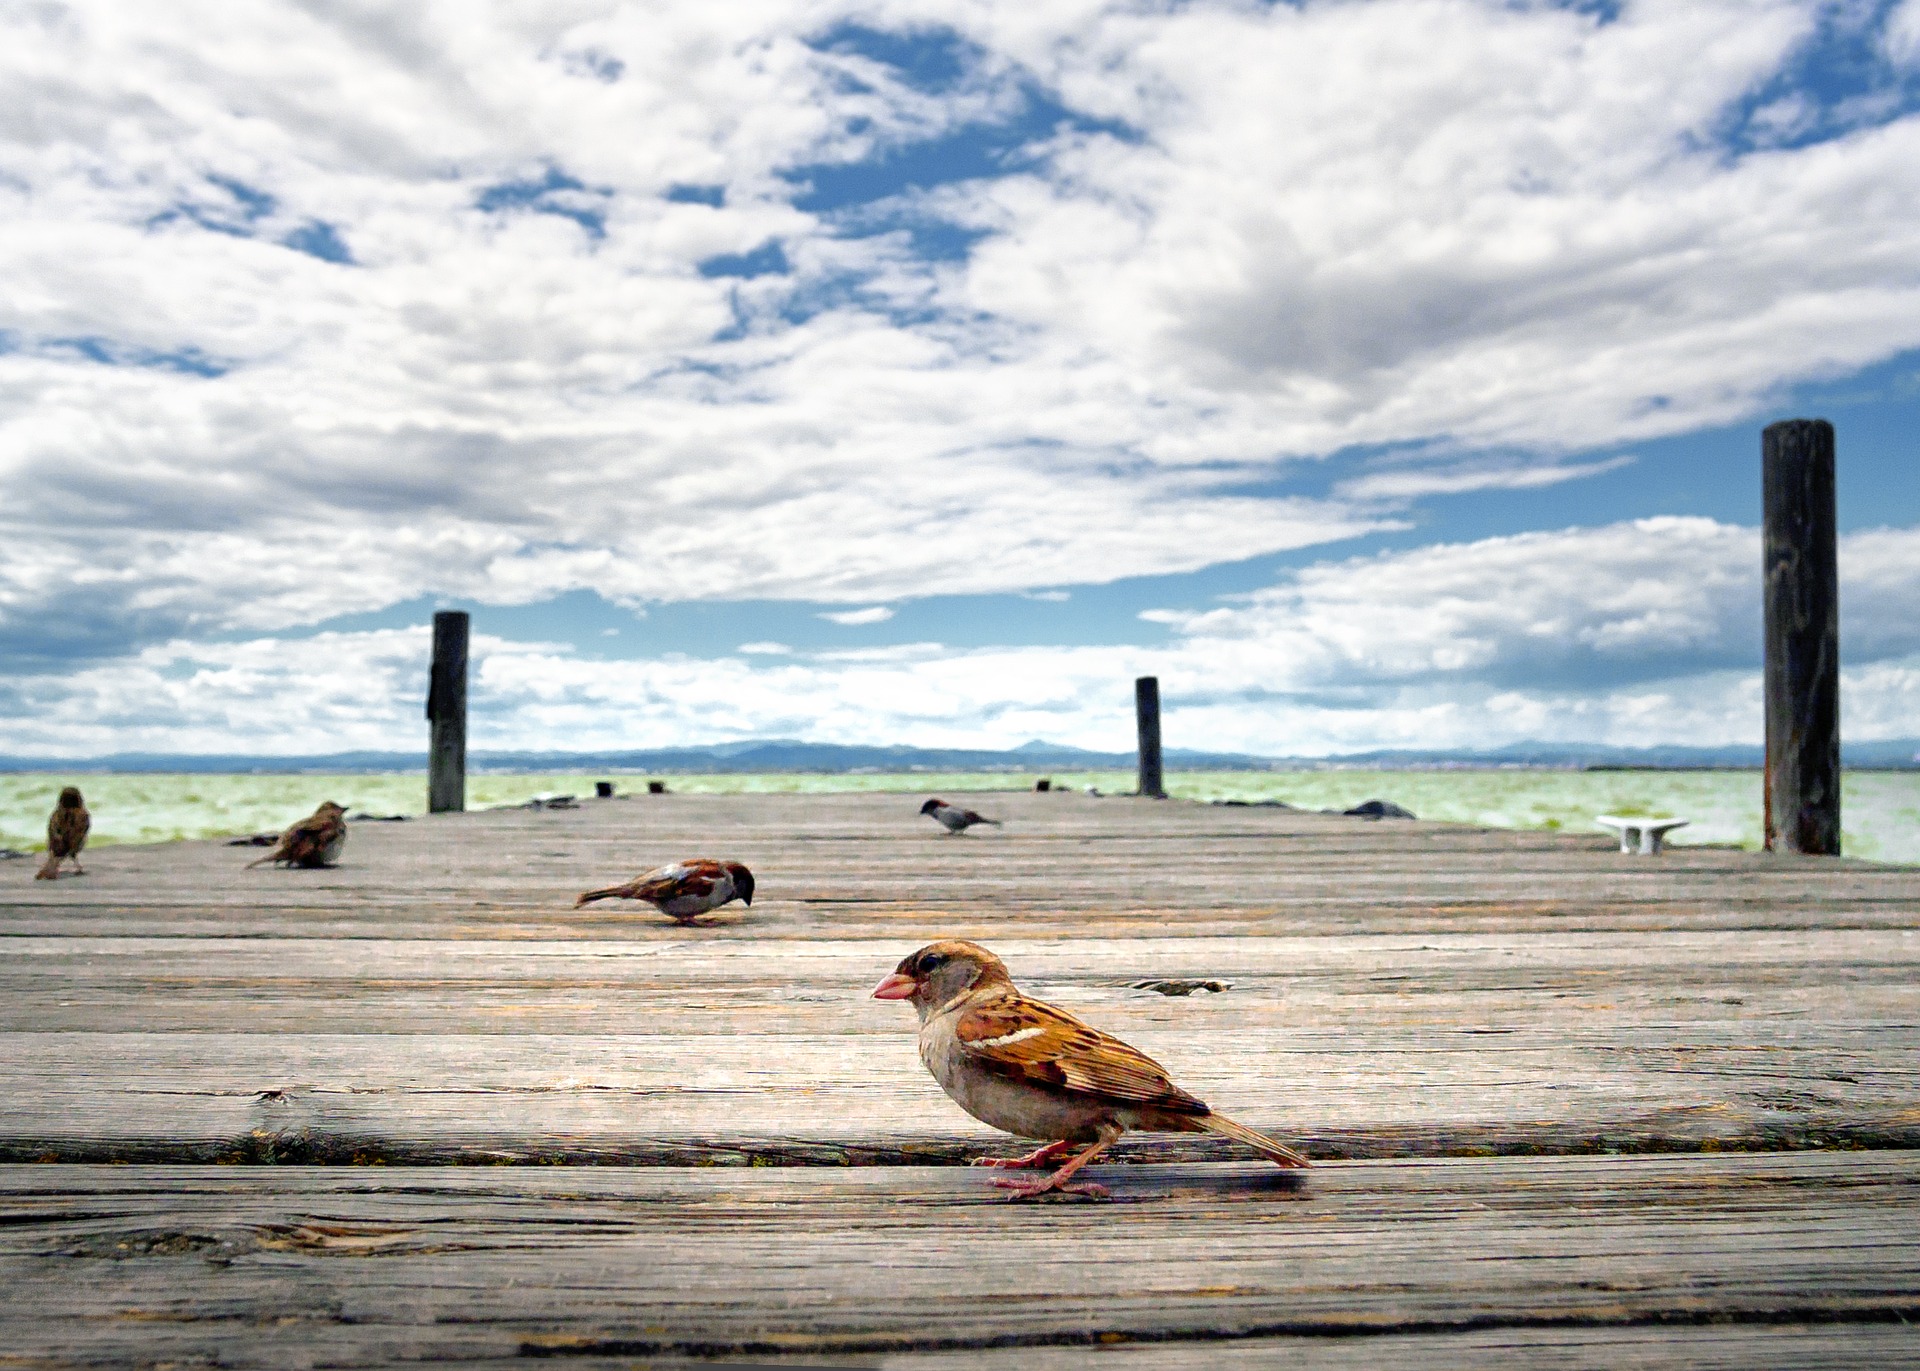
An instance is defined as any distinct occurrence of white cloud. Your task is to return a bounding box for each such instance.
[736,640,792,654]
[1887,0,1920,68]
[818,606,896,625]
[7,520,1916,759]
[1,0,1916,677]
[1336,456,1637,502]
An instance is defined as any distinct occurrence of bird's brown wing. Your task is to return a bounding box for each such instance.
[275,813,339,865]
[47,806,88,859]
[627,860,723,903]
[954,991,1209,1114]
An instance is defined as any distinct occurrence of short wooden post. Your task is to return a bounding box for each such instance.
[1762,419,1840,855]
[426,611,469,814]
[1135,676,1165,798]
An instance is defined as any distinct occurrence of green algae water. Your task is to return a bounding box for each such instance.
[1,769,1915,865]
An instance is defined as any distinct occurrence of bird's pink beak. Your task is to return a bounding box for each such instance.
[871,972,917,1001]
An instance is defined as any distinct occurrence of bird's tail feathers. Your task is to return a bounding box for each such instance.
[1197,1112,1311,1168]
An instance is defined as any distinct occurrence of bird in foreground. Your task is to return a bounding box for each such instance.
[873,939,1309,1199]
[246,801,348,869]
[36,787,90,880]
[920,798,1001,835]
[574,858,754,922]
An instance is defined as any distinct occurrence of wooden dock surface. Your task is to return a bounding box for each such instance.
[5,1152,1917,1368]
[5,789,1918,1364]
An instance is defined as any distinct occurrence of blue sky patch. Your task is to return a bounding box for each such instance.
[282,220,353,264]
[476,166,609,239]
[44,336,228,377]
[698,241,790,278]
[1717,0,1920,155]
[811,22,978,94]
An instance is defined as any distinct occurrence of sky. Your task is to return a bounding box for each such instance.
[2,0,1918,760]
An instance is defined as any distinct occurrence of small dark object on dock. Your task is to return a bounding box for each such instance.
[648,781,667,795]
[347,813,408,822]
[1035,778,1051,792]
[1131,978,1230,996]
[528,795,577,810]
[1346,799,1416,820]
[0,848,28,861]
[595,782,615,798]
[1214,799,1296,809]
[227,833,280,847]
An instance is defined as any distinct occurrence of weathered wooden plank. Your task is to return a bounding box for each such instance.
[870,1326,1920,1371]
[5,792,1914,943]
[3,793,1916,1159]
[0,1154,1914,1367]
[2,927,1915,1160]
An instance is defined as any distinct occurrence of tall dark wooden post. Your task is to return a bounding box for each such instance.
[1762,419,1840,855]
[427,611,469,814]
[1135,675,1165,798]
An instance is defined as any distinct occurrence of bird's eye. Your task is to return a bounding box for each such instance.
[920,952,948,972]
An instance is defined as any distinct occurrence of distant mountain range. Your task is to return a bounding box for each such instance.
[3,737,1916,773]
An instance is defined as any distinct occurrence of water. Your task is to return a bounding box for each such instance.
[1,769,1915,865]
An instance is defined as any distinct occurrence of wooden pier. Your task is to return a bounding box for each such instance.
[4,789,1917,1366]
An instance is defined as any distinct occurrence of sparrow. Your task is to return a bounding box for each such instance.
[35,786,90,880]
[247,801,348,869]
[920,798,1001,835]
[574,858,754,922]
[873,939,1309,1199]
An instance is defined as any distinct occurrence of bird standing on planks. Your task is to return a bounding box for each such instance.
[920,798,1001,835]
[574,858,754,923]
[873,939,1309,1199]
[35,786,90,879]
[247,801,348,869]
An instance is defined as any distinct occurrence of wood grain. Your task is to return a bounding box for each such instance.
[1,1153,1914,1367]
[6,792,1918,1364]
[3,792,1917,1161]
[6,791,1915,942]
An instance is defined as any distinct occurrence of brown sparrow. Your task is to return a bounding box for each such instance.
[575,858,754,922]
[920,798,1001,834]
[247,801,348,869]
[873,939,1308,1199]
[36,786,90,879]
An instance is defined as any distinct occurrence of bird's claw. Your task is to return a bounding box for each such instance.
[990,1174,1110,1201]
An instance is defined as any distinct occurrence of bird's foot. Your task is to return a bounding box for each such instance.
[971,1141,1075,1170]
[991,1172,1110,1201]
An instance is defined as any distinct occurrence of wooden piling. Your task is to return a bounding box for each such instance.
[1136,675,1165,798]
[427,611,469,814]
[1762,419,1840,855]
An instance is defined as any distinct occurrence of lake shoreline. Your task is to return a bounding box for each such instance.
[4,768,1916,865]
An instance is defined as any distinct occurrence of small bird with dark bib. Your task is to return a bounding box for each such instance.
[575,858,754,923]
[873,939,1309,1199]
[920,798,1001,835]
